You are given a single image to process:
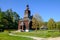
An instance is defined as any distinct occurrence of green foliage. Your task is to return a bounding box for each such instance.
[32,13,44,30]
[0,9,20,30]
[33,13,44,27]
[32,17,39,30]
[47,18,56,30]
[56,21,60,31]
[44,22,48,26]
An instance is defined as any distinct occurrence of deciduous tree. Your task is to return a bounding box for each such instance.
[47,18,56,30]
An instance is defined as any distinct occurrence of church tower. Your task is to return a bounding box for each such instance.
[24,5,31,19]
[24,5,31,32]
[18,5,31,32]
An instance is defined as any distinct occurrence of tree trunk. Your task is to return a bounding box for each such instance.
[35,27,37,32]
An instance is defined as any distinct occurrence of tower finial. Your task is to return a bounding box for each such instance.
[26,5,29,10]
[26,5,29,7]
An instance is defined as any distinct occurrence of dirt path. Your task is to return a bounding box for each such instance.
[9,33,46,40]
[9,33,60,40]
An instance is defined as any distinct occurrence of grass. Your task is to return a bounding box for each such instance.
[0,32,33,40]
[15,30,60,38]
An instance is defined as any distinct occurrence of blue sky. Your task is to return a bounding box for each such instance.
[0,0,60,22]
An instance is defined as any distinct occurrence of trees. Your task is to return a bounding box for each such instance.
[4,9,20,29]
[44,22,48,26]
[4,9,14,29]
[0,8,2,22]
[34,13,44,28]
[0,9,20,30]
[13,12,20,29]
[47,18,56,30]
[32,13,43,30]
[33,13,43,22]
[32,17,39,31]
[56,21,60,31]
[0,9,2,22]
[0,9,4,29]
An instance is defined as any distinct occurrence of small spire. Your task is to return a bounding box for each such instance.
[26,5,29,10]
[26,5,29,7]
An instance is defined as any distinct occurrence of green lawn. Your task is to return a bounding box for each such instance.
[0,32,33,40]
[15,30,60,38]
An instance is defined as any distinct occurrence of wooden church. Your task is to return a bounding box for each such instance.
[18,5,32,32]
